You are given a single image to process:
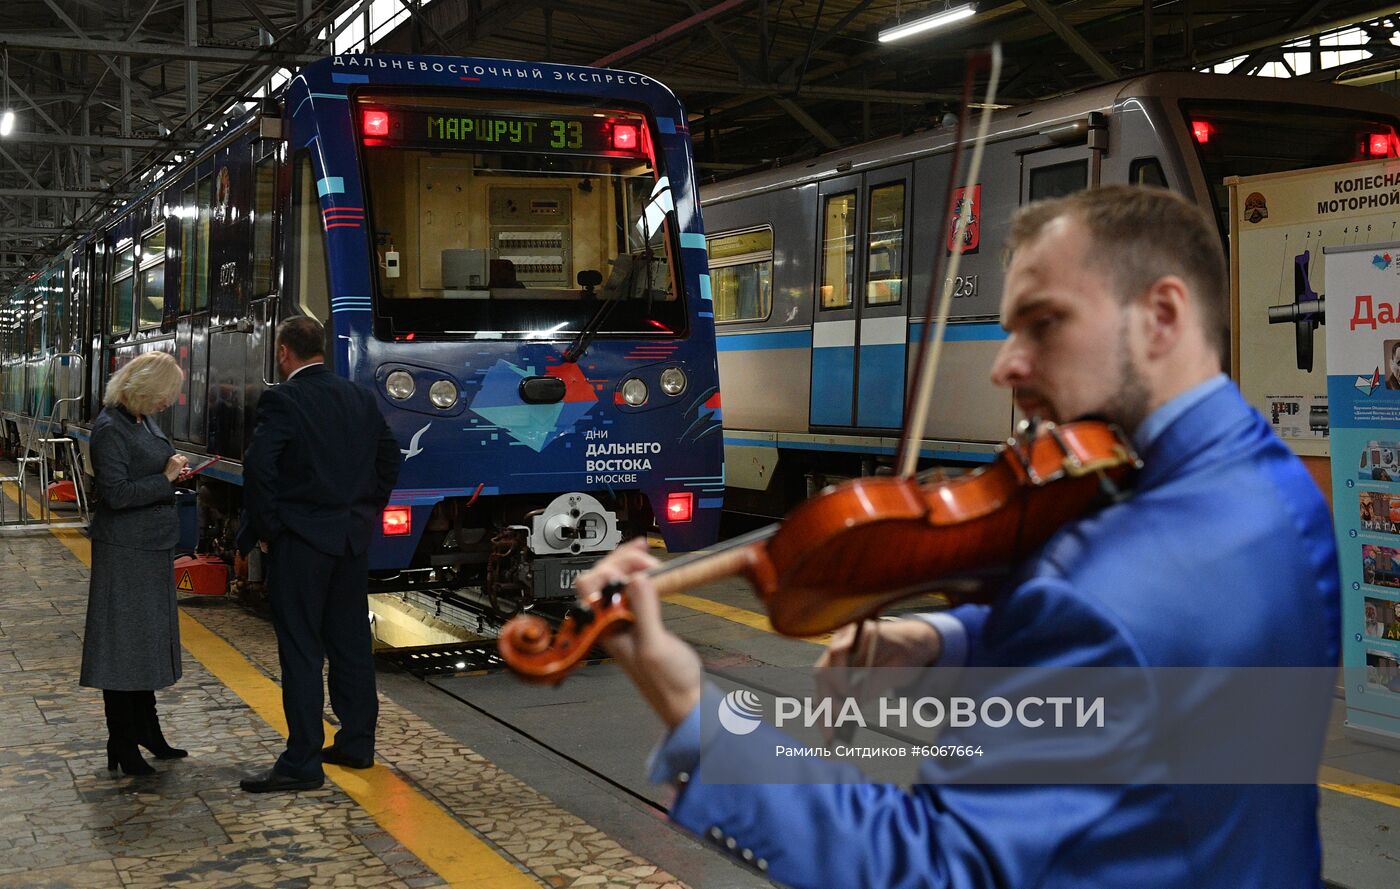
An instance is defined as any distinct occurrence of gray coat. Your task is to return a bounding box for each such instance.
[79,406,182,690]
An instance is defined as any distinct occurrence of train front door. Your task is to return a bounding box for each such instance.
[809,165,911,430]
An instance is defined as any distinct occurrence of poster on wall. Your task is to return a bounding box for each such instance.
[1326,241,1400,747]
[1232,159,1400,458]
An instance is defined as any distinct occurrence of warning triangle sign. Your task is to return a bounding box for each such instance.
[177,570,194,592]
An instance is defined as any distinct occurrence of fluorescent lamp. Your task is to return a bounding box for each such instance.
[0,111,13,137]
[878,3,976,43]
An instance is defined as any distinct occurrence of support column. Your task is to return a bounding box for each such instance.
[186,0,198,119]
[120,56,132,174]
[1143,0,1153,71]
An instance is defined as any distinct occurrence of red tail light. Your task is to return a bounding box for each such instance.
[1191,120,1213,144]
[665,492,693,523]
[612,122,639,151]
[363,110,390,137]
[1365,132,1396,158]
[382,505,411,536]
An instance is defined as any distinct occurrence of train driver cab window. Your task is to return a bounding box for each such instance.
[866,182,905,306]
[1129,157,1168,188]
[820,192,856,310]
[109,238,135,336]
[1029,160,1088,202]
[707,228,772,323]
[138,227,166,329]
[356,94,684,339]
[1180,101,1400,238]
[291,153,330,323]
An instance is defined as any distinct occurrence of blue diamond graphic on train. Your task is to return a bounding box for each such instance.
[469,359,596,452]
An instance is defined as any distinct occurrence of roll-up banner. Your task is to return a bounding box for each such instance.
[1326,241,1400,748]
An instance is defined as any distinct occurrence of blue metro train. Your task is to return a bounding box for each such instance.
[0,53,724,609]
[699,72,1400,517]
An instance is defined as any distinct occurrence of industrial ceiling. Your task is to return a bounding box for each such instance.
[3,0,1400,285]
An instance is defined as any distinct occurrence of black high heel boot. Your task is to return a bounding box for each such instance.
[103,691,155,776]
[135,691,187,759]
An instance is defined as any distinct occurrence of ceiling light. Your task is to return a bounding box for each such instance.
[878,3,977,44]
[0,111,13,137]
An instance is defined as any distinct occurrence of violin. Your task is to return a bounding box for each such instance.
[498,44,1139,685]
[498,419,1140,684]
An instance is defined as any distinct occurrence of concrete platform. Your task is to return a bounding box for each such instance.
[1,485,1399,887]
[0,509,767,888]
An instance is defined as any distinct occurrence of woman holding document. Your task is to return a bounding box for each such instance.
[79,351,191,775]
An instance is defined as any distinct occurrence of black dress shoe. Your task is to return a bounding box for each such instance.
[321,747,374,769]
[239,768,324,793]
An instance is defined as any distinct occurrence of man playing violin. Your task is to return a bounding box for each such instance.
[577,185,1339,888]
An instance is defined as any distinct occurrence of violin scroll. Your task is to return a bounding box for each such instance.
[497,586,635,684]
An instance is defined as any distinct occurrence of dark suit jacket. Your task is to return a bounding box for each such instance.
[241,364,402,557]
[89,405,179,550]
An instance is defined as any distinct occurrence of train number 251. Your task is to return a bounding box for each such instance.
[952,275,979,299]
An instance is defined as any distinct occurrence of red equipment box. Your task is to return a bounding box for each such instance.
[174,554,229,597]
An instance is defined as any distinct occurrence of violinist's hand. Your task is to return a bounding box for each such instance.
[818,618,944,672]
[815,619,945,721]
[575,537,703,729]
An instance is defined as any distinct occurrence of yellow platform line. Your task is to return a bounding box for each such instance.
[665,592,832,646]
[1,481,537,888]
[1319,765,1400,808]
[15,482,1400,818]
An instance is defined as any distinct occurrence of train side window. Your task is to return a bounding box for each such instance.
[1129,157,1168,188]
[43,271,58,349]
[866,182,906,306]
[291,154,330,322]
[108,239,135,336]
[707,228,773,323]
[52,265,67,349]
[252,153,277,297]
[138,227,166,329]
[30,276,47,356]
[179,186,196,313]
[1028,160,1088,202]
[820,191,856,310]
[194,176,213,312]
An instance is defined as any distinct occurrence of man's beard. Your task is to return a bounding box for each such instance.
[1106,316,1151,435]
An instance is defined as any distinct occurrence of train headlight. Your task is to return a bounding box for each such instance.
[659,366,687,396]
[385,370,415,400]
[621,378,648,406]
[429,379,458,409]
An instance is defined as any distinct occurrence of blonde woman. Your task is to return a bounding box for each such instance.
[79,351,190,775]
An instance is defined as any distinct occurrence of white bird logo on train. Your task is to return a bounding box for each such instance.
[401,423,431,460]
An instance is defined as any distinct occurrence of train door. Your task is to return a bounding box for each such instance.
[810,174,860,426]
[245,146,281,424]
[1019,144,1098,205]
[79,244,97,421]
[809,167,912,429]
[855,165,910,429]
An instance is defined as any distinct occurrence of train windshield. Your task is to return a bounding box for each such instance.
[356,94,684,339]
[1182,100,1400,235]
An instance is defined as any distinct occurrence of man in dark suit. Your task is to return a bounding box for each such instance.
[238,316,402,792]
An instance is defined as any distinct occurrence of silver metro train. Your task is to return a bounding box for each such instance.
[699,72,1400,516]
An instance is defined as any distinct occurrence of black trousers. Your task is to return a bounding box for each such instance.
[266,533,377,779]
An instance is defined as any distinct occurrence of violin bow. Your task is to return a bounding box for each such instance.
[896,43,1003,479]
[840,46,1005,733]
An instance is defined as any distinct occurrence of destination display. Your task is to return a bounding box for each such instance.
[361,106,645,155]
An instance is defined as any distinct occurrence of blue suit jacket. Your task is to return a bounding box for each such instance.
[241,364,402,557]
[662,383,1340,888]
